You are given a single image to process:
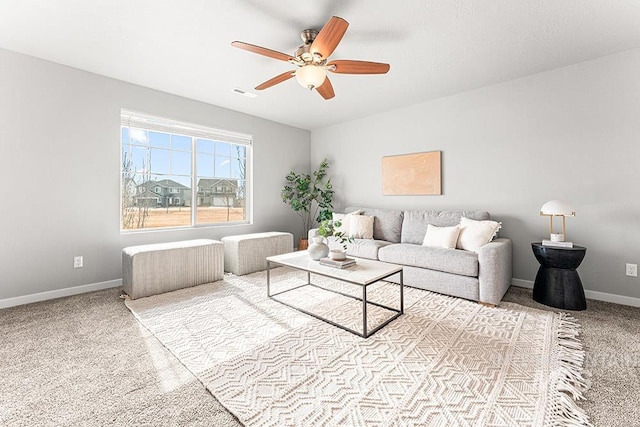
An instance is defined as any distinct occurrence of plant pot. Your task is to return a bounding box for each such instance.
[298,237,309,251]
[329,249,347,261]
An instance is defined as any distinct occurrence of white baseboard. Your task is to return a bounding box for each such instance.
[511,278,640,308]
[0,279,122,309]
[511,278,534,289]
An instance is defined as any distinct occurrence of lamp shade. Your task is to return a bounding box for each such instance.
[295,65,327,89]
[540,200,575,216]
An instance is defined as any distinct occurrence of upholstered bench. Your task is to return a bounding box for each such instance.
[222,232,293,275]
[122,239,224,299]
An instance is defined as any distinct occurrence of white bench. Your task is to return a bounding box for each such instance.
[122,239,223,299]
[222,232,293,275]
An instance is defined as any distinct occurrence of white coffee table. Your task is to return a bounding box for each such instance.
[266,251,403,338]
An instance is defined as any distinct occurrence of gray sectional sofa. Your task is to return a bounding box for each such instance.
[311,207,512,306]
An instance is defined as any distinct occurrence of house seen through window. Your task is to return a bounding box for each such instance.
[120,110,251,231]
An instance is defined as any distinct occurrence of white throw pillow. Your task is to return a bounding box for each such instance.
[456,217,502,252]
[349,215,374,239]
[422,224,461,249]
[333,210,362,234]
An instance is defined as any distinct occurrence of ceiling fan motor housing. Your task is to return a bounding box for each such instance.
[300,29,318,45]
[296,29,326,64]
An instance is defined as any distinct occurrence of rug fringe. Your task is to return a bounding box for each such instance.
[548,313,592,426]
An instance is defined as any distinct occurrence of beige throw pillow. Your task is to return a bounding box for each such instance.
[349,215,374,239]
[422,224,461,249]
[333,210,362,234]
[456,217,502,252]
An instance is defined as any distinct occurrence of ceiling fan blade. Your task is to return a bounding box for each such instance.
[328,60,390,74]
[255,70,295,90]
[316,77,335,100]
[310,16,349,59]
[231,41,293,62]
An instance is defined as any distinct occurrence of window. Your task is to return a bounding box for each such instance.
[121,110,251,231]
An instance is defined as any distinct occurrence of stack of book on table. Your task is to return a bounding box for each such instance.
[542,239,574,248]
[319,257,356,269]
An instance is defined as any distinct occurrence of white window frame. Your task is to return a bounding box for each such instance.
[120,109,252,232]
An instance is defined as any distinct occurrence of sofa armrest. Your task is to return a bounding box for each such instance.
[477,238,513,305]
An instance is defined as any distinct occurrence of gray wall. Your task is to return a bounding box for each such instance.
[311,48,640,300]
[0,48,310,300]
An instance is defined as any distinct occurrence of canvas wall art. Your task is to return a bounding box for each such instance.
[381,151,442,195]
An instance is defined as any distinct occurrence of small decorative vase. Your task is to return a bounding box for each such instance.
[298,237,309,251]
[308,236,329,260]
[329,249,347,261]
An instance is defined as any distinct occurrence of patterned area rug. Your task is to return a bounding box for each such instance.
[125,267,591,426]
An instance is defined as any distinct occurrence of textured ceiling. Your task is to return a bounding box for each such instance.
[1,0,640,130]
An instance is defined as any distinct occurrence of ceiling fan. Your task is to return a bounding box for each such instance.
[231,16,390,100]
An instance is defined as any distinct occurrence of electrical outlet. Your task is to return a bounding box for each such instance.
[74,256,83,269]
[626,263,637,277]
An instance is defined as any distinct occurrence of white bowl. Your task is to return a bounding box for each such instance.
[329,250,346,261]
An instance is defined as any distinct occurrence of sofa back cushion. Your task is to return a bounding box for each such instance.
[345,207,404,243]
[401,210,491,245]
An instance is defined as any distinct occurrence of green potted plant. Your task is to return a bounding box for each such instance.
[281,159,334,249]
[317,219,354,260]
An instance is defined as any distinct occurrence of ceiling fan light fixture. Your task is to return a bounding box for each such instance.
[295,65,326,89]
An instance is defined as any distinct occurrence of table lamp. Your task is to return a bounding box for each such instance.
[540,200,575,242]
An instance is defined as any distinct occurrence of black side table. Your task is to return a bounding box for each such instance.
[531,243,587,310]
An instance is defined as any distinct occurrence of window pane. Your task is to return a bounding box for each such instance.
[122,174,192,230]
[171,150,191,176]
[215,141,231,156]
[234,145,246,158]
[172,134,191,151]
[196,177,244,224]
[149,131,170,148]
[236,179,247,220]
[230,157,245,179]
[122,146,129,166]
[130,146,149,172]
[129,128,148,146]
[149,148,170,174]
[197,153,214,177]
[121,127,129,144]
[215,156,231,178]
[197,138,214,154]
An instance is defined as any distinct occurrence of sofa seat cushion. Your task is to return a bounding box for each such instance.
[378,243,479,277]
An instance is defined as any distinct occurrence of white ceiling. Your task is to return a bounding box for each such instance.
[1,1,640,131]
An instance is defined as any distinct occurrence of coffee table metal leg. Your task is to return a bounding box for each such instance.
[363,285,368,338]
[267,261,271,297]
[400,269,404,313]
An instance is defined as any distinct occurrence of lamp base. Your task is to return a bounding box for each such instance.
[550,233,565,242]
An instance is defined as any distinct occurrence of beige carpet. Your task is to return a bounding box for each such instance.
[125,268,590,426]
